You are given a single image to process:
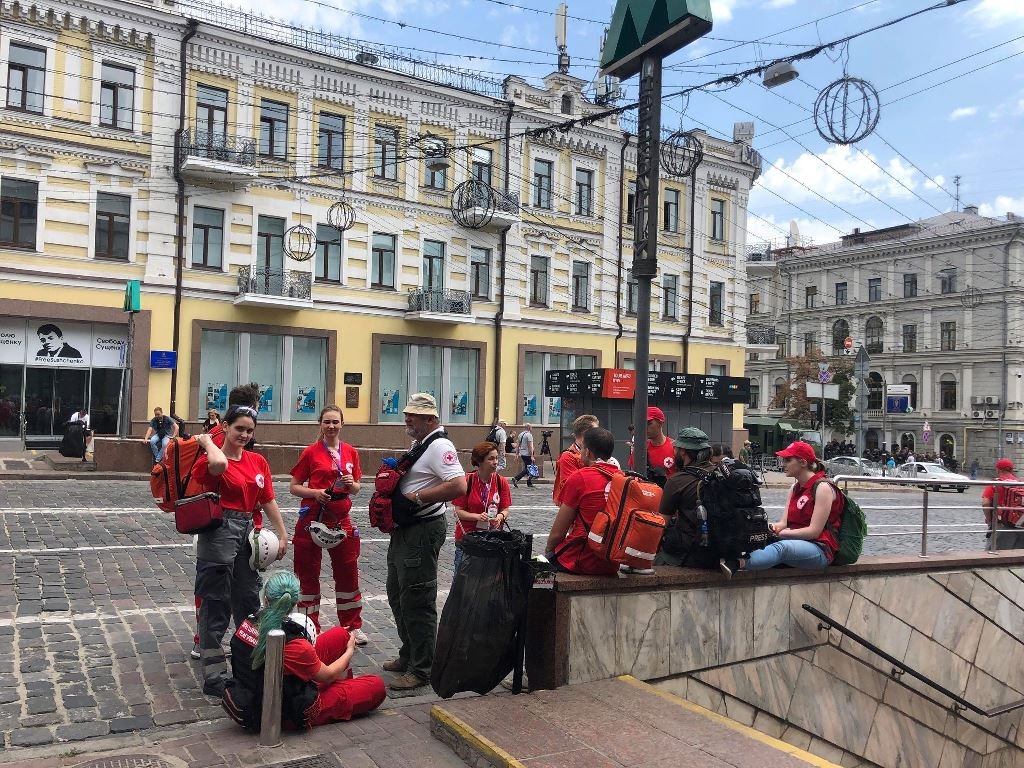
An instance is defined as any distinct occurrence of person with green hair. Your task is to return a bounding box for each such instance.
[222,570,385,731]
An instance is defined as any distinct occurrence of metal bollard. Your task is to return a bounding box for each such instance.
[920,488,929,558]
[989,506,1000,554]
[258,629,285,747]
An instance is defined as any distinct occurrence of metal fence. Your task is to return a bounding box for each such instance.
[179,128,257,166]
[407,288,472,314]
[237,266,312,300]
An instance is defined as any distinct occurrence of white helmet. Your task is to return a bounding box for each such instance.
[308,518,346,550]
[287,612,318,644]
[248,528,280,571]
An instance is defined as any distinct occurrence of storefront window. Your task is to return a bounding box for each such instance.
[199,330,239,413]
[378,342,479,424]
[416,345,442,403]
[249,334,283,420]
[449,348,476,424]
[379,344,409,421]
[523,351,596,425]
[292,336,326,421]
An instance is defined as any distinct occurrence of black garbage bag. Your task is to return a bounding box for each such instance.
[431,529,531,699]
[59,422,86,459]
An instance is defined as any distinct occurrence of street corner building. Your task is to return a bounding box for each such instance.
[0,0,761,460]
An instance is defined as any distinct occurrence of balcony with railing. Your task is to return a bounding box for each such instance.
[234,266,312,308]
[406,288,473,323]
[178,128,259,183]
[746,324,778,350]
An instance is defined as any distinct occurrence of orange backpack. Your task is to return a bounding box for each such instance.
[587,469,666,571]
[151,424,225,512]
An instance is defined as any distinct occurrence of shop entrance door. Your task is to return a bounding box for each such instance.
[0,365,23,450]
[24,367,89,444]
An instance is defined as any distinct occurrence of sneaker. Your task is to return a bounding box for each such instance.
[719,558,741,579]
[190,643,201,660]
[389,671,428,691]
[512,478,519,488]
[382,657,408,673]
[202,679,226,698]
[350,628,369,646]
[619,564,655,575]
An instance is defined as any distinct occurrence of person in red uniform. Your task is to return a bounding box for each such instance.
[552,414,599,505]
[223,570,385,731]
[290,405,367,644]
[451,441,513,573]
[192,405,289,697]
[982,458,1024,549]
[720,440,841,577]
[545,427,621,576]
[628,406,675,481]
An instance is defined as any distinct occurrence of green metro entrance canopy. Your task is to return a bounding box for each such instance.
[599,0,713,80]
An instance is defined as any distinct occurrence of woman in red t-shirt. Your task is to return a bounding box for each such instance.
[289,406,366,642]
[451,442,512,573]
[191,406,289,697]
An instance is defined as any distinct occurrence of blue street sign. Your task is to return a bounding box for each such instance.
[150,350,177,369]
[886,395,910,414]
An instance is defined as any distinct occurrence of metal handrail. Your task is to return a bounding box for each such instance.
[802,604,1024,718]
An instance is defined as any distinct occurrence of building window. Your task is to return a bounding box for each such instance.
[529,255,549,306]
[805,286,817,309]
[709,281,724,326]
[371,233,396,289]
[423,159,447,190]
[664,274,678,319]
[749,292,760,315]
[533,159,553,209]
[710,363,727,376]
[868,373,883,410]
[315,223,342,282]
[574,168,593,216]
[940,376,957,410]
[865,316,884,354]
[831,319,850,355]
[663,189,680,232]
[523,351,596,425]
[317,113,345,171]
[374,126,399,180]
[835,282,847,305]
[259,99,289,159]
[903,273,917,298]
[196,84,227,144]
[470,247,491,299]
[902,375,919,409]
[939,269,957,294]
[804,331,817,355]
[749,379,760,409]
[379,342,480,424]
[191,206,223,269]
[6,43,45,114]
[868,277,881,302]
[940,321,956,351]
[774,377,787,406]
[572,261,590,311]
[95,193,130,260]
[256,216,284,280]
[471,148,493,185]
[0,178,39,249]
[422,240,445,292]
[902,324,917,353]
[626,180,636,225]
[100,63,134,130]
[710,198,726,241]
[560,94,573,114]
[626,270,639,315]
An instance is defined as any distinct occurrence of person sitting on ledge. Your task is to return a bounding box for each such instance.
[655,427,719,570]
[720,440,842,578]
[545,427,621,576]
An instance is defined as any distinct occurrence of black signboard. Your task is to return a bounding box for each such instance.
[664,373,694,401]
[545,369,589,397]
[546,369,749,405]
[544,370,565,397]
[343,372,362,385]
[693,375,724,402]
[722,376,751,404]
[581,369,604,396]
[647,371,663,399]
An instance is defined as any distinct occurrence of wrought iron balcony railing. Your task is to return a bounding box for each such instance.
[238,266,312,300]
[179,128,257,167]
[746,325,777,345]
[407,288,472,314]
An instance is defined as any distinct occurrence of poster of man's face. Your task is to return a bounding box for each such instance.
[35,324,83,359]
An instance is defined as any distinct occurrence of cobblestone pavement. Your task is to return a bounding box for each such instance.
[0,475,993,752]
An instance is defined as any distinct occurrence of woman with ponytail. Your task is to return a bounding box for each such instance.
[223,571,385,732]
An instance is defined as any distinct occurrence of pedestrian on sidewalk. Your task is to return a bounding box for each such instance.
[289,405,367,645]
[511,423,536,488]
[222,571,385,731]
[451,442,513,573]
[191,405,289,697]
[385,393,467,692]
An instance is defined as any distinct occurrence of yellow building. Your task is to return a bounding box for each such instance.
[0,0,759,451]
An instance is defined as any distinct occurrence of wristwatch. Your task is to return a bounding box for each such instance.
[414,491,423,506]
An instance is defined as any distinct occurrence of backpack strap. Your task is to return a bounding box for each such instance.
[400,430,447,470]
[454,473,473,537]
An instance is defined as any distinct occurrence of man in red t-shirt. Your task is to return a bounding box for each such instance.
[628,406,675,482]
[982,458,1024,549]
[553,414,599,505]
[546,427,621,576]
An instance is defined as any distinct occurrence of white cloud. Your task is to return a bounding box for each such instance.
[924,175,947,191]
[966,0,1024,27]
[710,0,737,24]
[949,106,978,121]
[978,195,1024,218]
[744,210,854,249]
[763,0,797,8]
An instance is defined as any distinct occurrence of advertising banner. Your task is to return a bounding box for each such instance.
[27,320,91,367]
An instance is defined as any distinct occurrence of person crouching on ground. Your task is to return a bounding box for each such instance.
[451,441,513,573]
[222,571,385,731]
[544,427,621,576]
[720,440,842,577]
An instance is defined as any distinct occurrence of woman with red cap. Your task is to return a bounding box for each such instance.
[720,440,843,577]
[982,458,1024,549]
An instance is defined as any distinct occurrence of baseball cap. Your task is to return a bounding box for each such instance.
[647,406,666,423]
[402,392,439,417]
[776,441,818,464]
[673,427,710,451]
[996,458,1014,472]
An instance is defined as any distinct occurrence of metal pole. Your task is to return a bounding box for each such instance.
[920,488,929,558]
[631,54,662,477]
[258,629,285,747]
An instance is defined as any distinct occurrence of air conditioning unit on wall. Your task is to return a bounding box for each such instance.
[971,396,985,406]
[986,410,998,419]
[972,410,984,418]
[986,396,1001,406]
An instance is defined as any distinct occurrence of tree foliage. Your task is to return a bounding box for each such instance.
[769,352,856,436]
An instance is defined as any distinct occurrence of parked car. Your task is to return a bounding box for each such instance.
[825,456,882,478]
[895,462,969,492]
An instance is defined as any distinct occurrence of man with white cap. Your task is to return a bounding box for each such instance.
[384,393,467,692]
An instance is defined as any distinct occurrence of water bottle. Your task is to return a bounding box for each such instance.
[488,502,499,521]
[697,504,710,548]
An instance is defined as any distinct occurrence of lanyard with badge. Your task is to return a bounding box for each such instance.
[322,440,349,499]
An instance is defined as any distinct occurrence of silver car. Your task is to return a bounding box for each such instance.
[896,462,969,492]
[825,456,882,478]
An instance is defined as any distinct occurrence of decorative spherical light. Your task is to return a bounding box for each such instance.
[961,286,982,309]
[327,200,355,233]
[813,76,880,146]
[451,179,495,229]
[660,130,704,178]
[284,224,316,262]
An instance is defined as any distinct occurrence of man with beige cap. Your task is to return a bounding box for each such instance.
[384,393,467,692]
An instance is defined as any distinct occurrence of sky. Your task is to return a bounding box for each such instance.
[188,0,1024,249]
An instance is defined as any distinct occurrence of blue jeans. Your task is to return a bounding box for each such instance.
[149,434,170,462]
[746,539,830,570]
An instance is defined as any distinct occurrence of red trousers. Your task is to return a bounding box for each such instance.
[307,627,386,725]
[293,513,363,632]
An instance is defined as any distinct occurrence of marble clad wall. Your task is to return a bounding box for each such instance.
[568,566,1024,768]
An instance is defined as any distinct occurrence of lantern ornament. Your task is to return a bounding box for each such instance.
[413,133,450,173]
[961,286,983,309]
[660,130,704,178]
[284,223,316,262]
[451,179,496,229]
[327,199,355,233]
[813,76,880,146]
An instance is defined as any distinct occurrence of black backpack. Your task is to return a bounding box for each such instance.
[681,460,771,560]
[485,425,500,444]
[505,432,516,454]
